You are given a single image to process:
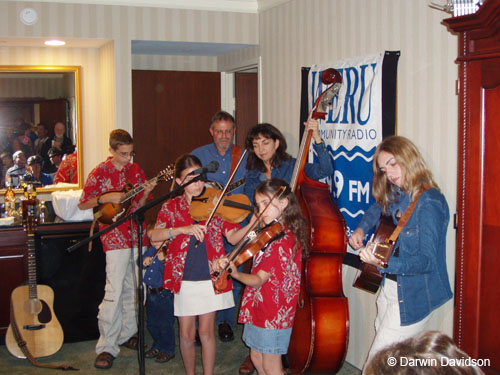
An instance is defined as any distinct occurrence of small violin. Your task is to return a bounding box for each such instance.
[213,220,285,291]
[190,187,253,223]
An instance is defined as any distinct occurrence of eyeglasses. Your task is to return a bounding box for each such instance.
[118,151,136,158]
[213,129,234,136]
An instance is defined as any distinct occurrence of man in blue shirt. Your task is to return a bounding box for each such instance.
[192,111,248,343]
[26,155,53,186]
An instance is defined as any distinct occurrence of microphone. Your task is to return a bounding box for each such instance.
[188,161,219,176]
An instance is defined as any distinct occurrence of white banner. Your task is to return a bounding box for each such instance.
[308,53,384,238]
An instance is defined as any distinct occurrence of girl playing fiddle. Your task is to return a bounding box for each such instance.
[148,154,253,375]
[238,119,332,375]
[212,178,308,375]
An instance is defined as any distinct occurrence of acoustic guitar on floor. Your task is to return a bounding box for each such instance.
[93,165,174,225]
[6,195,64,359]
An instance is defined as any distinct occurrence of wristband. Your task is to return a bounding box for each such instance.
[97,196,102,205]
[168,228,174,239]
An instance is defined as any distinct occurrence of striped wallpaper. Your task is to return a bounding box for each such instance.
[258,0,458,368]
[1,0,458,369]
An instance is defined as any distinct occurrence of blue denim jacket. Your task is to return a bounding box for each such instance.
[243,141,333,202]
[356,188,453,325]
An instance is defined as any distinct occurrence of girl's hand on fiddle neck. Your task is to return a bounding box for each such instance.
[211,257,237,276]
[304,118,323,144]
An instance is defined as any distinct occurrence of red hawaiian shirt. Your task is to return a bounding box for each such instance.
[54,152,78,184]
[238,226,302,329]
[79,157,150,251]
[156,194,239,294]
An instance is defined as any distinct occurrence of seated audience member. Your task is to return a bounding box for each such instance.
[12,122,35,157]
[1,151,14,187]
[54,145,78,184]
[51,121,73,152]
[6,150,27,188]
[0,127,15,155]
[46,147,64,177]
[26,155,53,186]
[364,331,485,375]
[34,123,52,167]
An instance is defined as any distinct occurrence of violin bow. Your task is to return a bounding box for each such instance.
[203,149,248,228]
[194,149,247,247]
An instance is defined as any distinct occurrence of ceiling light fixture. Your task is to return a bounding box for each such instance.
[45,39,66,46]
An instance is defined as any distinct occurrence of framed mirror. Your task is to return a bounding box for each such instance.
[0,66,82,193]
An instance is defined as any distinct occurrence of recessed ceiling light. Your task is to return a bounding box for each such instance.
[45,40,66,46]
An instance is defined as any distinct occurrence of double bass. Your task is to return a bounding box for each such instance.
[287,68,349,374]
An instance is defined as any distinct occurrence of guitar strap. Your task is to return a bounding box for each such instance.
[9,297,78,371]
[388,184,431,243]
[230,145,242,175]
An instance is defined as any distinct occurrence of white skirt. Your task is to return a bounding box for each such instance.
[174,280,234,317]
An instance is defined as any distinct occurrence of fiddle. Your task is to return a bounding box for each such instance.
[212,185,287,290]
[191,150,248,231]
[190,187,253,223]
[213,220,284,291]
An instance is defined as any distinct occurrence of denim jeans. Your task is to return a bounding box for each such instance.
[146,288,175,355]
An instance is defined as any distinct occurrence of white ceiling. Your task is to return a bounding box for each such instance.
[6,0,290,13]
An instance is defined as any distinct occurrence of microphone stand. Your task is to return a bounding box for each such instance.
[67,174,205,375]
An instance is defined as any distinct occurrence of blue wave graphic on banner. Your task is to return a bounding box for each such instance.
[328,145,376,237]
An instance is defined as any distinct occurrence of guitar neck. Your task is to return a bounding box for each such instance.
[121,174,161,203]
[27,233,38,300]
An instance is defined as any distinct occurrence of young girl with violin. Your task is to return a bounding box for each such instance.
[243,119,333,201]
[212,178,308,375]
[148,154,254,375]
[348,136,452,368]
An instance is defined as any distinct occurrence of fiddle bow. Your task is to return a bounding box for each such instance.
[192,149,248,246]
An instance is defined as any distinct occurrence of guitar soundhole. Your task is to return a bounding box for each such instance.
[38,300,53,324]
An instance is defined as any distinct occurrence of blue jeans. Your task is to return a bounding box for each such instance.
[146,288,175,355]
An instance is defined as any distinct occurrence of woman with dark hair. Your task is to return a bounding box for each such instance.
[12,122,35,157]
[243,119,333,202]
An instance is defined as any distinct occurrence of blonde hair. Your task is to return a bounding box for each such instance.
[372,136,438,212]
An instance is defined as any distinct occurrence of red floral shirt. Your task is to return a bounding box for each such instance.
[79,157,150,251]
[156,194,239,294]
[238,226,302,329]
[54,152,78,184]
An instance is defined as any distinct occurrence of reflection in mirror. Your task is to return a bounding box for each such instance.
[0,66,82,193]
